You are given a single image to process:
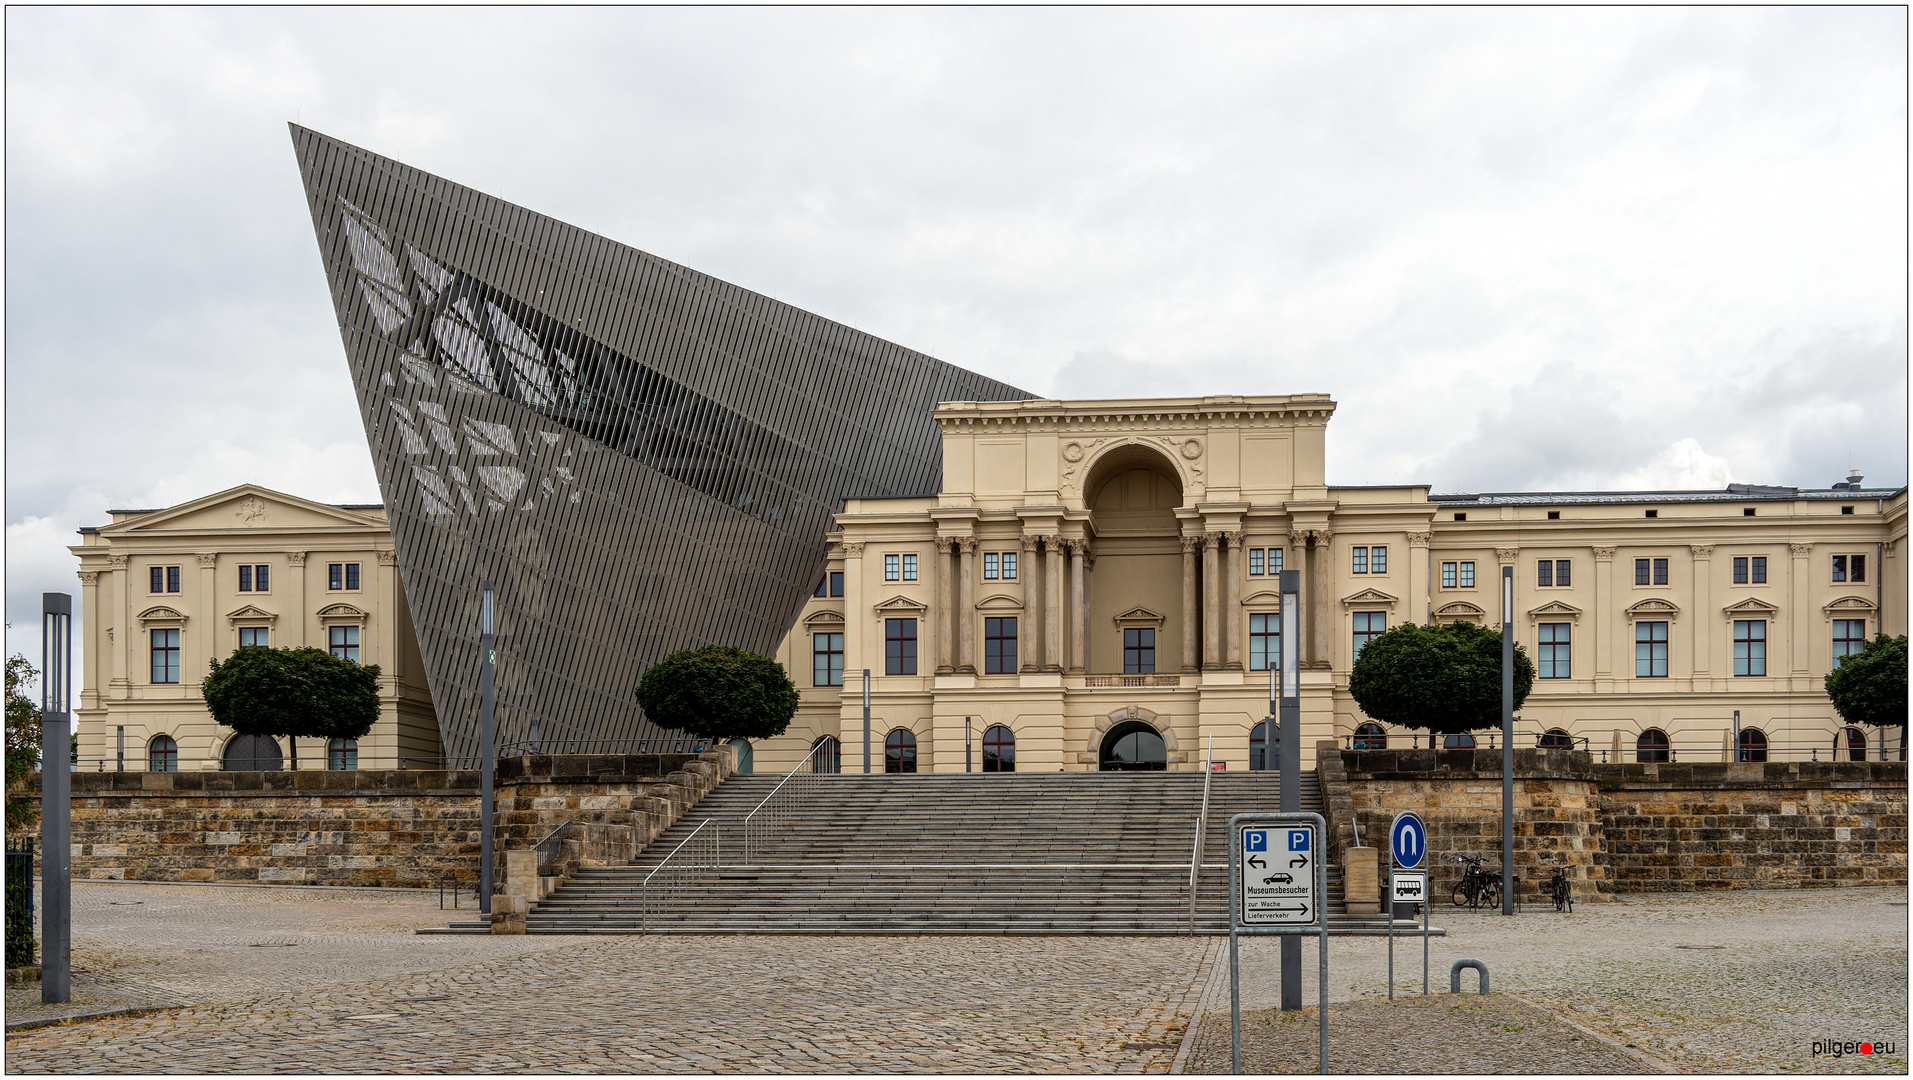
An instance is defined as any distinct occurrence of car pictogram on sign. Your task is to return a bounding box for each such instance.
[1262,873,1293,885]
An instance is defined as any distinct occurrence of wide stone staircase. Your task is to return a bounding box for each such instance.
[526,771,1439,935]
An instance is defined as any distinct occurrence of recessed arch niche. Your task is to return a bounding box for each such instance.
[1083,443,1187,675]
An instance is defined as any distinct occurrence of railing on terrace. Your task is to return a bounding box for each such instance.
[532,820,573,876]
[1187,735,1214,933]
[1084,674,1181,688]
[640,817,720,933]
[1337,731,1905,763]
[739,741,836,865]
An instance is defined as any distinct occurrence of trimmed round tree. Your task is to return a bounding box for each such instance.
[1825,633,1907,753]
[201,646,381,768]
[635,646,798,744]
[1346,621,1535,738]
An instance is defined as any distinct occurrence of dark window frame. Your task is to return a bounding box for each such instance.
[150,628,181,684]
[884,728,918,773]
[813,632,845,687]
[982,724,1015,772]
[1832,619,1868,661]
[1249,612,1280,672]
[238,626,270,649]
[328,625,360,663]
[884,617,918,676]
[1123,627,1156,674]
[1352,611,1386,658]
[327,737,359,771]
[1636,728,1670,763]
[1733,619,1767,677]
[148,734,178,773]
[984,617,1018,674]
[1634,621,1668,678]
[1537,622,1571,678]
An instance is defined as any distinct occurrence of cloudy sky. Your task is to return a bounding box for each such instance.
[5,6,1906,668]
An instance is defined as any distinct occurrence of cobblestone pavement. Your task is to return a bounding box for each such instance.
[1183,886,1908,1074]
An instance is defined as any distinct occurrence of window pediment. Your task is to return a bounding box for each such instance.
[977,593,1025,611]
[873,595,928,614]
[1241,590,1283,608]
[316,602,369,625]
[1340,587,1398,607]
[1822,595,1876,622]
[1527,599,1583,621]
[137,605,188,626]
[803,609,845,626]
[1434,601,1483,625]
[1624,597,1680,621]
[1112,606,1166,628]
[1722,597,1780,619]
[225,605,278,624]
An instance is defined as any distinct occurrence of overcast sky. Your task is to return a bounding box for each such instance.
[5,6,1907,670]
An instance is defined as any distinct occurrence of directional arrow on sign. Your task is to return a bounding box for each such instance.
[1289,856,1308,868]
[1273,904,1310,918]
[1248,856,1267,869]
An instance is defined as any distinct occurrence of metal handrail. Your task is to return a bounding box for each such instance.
[532,820,573,876]
[639,817,720,933]
[1187,735,1214,932]
[740,741,832,864]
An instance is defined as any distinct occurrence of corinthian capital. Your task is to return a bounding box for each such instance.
[1223,531,1245,548]
[1591,546,1617,562]
[1406,531,1432,548]
[1181,535,1202,555]
[956,536,978,555]
[1202,531,1223,551]
[840,541,865,558]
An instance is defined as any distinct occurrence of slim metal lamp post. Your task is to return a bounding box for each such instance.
[966,716,973,773]
[1278,569,1302,1010]
[862,670,872,774]
[41,593,72,1003]
[1501,565,1515,916]
[1733,709,1741,763]
[478,580,496,917]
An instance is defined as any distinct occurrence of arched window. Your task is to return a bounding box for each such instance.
[811,736,841,774]
[1100,721,1166,771]
[1249,721,1273,770]
[1840,727,1868,761]
[728,738,754,775]
[1736,728,1767,763]
[885,729,917,773]
[327,738,358,771]
[1636,729,1670,763]
[1352,723,1387,750]
[222,733,283,771]
[982,725,1015,772]
[148,735,178,773]
[1443,733,1476,749]
[1538,729,1574,749]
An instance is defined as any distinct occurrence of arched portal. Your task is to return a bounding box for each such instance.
[1083,443,1188,675]
[1100,720,1167,771]
[222,733,282,771]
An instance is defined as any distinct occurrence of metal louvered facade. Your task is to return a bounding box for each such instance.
[289,125,1029,760]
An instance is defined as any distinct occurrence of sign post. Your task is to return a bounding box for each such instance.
[1387,810,1428,1000]
[1229,811,1328,1075]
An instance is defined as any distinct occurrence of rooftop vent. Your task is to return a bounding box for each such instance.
[1832,469,1864,491]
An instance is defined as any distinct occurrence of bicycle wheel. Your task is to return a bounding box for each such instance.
[1452,881,1469,908]
[1482,880,1500,909]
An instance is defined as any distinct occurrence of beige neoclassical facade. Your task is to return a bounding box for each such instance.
[759,395,1907,774]
[66,397,1904,775]
[68,486,439,771]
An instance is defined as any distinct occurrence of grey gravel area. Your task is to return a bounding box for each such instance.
[1179,886,1908,1075]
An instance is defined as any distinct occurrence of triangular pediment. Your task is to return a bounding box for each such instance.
[1823,594,1878,613]
[1625,597,1681,619]
[1113,605,1166,626]
[1342,588,1399,607]
[873,594,929,613]
[1722,596,1781,617]
[1527,600,1583,619]
[977,593,1025,610]
[225,605,279,623]
[103,484,383,535]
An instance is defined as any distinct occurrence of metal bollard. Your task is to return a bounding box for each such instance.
[1449,958,1489,994]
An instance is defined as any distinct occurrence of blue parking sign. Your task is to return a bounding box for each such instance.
[1245,830,1268,852]
[1288,829,1310,852]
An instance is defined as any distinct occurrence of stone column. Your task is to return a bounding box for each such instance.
[1202,532,1222,670]
[195,552,218,690]
[1224,531,1245,670]
[1020,534,1044,672]
[956,538,976,674]
[286,551,309,648]
[1068,540,1088,674]
[1309,529,1332,667]
[1407,531,1432,624]
[106,554,129,690]
[1044,537,1064,672]
[77,570,101,713]
[1689,545,1713,676]
[1789,542,1813,676]
[1181,535,1200,672]
[841,541,866,688]
[1592,547,1615,679]
[935,538,956,675]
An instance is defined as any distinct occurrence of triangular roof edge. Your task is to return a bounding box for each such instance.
[97,484,385,534]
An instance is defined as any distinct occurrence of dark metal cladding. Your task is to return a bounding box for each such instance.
[288,125,1029,759]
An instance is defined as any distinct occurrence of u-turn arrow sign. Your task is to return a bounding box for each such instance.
[1390,811,1428,869]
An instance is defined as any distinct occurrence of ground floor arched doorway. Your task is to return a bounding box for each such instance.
[729,738,754,775]
[222,734,282,770]
[1099,720,1167,771]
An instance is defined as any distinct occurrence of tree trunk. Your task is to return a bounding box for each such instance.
[289,736,297,771]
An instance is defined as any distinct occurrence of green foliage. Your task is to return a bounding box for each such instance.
[201,647,381,743]
[4,858,32,967]
[1347,621,1535,736]
[635,646,798,743]
[6,656,43,833]
[1824,634,1908,731]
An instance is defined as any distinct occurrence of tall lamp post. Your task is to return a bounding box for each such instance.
[1501,565,1515,916]
[1278,569,1302,1009]
[478,580,496,917]
[863,670,872,774]
[41,593,72,1003]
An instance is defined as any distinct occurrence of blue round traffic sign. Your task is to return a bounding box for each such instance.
[1389,811,1427,869]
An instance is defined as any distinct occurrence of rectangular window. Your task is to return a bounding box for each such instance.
[1459,561,1475,588]
[1635,621,1668,678]
[1249,549,1264,576]
[238,627,269,648]
[1352,612,1386,658]
[347,563,360,590]
[1370,546,1386,574]
[151,566,164,593]
[1268,548,1282,575]
[884,554,900,582]
[902,554,917,581]
[1352,547,1368,574]
[1653,558,1668,585]
[830,571,844,597]
[1001,552,1018,580]
[328,625,360,663]
[984,617,1018,674]
[1123,627,1156,674]
[885,618,918,676]
[1555,559,1570,587]
[1441,562,1457,589]
[1733,557,1748,584]
[1833,619,1867,661]
[1635,558,1651,586]
[150,629,180,684]
[254,564,269,591]
[814,576,828,598]
[1733,620,1767,677]
[1249,612,1281,672]
[984,552,999,580]
[1751,556,1766,584]
[1538,623,1571,678]
[166,566,180,593]
[813,632,844,686]
[330,563,361,590]
[329,739,358,772]
[1832,554,1867,583]
[239,565,252,592]
[1537,560,1553,588]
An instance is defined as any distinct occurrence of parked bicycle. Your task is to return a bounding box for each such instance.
[1547,865,1573,912]
[1450,853,1502,911]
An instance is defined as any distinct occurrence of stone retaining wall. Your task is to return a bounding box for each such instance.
[16,751,730,890]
